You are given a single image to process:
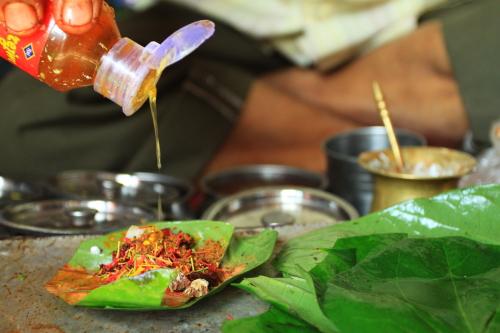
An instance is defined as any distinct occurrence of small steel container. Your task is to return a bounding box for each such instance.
[0,176,50,208]
[323,126,427,216]
[47,170,195,220]
[133,172,196,220]
[200,165,328,210]
[202,186,359,229]
[0,199,156,235]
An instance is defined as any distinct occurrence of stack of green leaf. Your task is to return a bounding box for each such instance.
[223,184,500,333]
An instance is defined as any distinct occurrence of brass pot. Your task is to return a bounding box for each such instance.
[358,146,477,212]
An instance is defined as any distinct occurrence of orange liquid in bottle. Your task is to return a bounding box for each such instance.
[37,3,120,91]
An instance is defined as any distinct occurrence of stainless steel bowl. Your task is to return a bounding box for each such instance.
[47,170,195,220]
[200,165,329,210]
[0,199,157,235]
[323,126,427,216]
[0,176,49,208]
[133,172,196,220]
[202,186,359,229]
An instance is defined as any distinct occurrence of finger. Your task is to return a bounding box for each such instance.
[0,0,44,36]
[52,0,102,35]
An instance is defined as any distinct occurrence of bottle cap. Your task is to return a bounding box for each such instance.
[94,20,215,116]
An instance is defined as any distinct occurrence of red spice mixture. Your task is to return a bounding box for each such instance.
[96,225,226,294]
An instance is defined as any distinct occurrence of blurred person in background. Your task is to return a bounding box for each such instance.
[0,0,495,182]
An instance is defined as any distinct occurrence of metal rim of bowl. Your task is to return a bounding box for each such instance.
[200,164,329,197]
[202,185,359,227]
[323,126,428,164]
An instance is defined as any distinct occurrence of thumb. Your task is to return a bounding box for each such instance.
[52,0,102,35]
[0,0,44,36]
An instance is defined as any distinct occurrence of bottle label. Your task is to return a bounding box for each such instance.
[0,1,55,78]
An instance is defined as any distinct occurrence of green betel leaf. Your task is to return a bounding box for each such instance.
[321,237,500,333]
[228,185,500,332]
[222,306,320,333]
[274,184,500,276]
[231,235,500,333]
[231,234,415,332]
[310,248,357,290]
[44,221,278,310]
[234,274,338,333]
[310,234,410,296]
[332,233,408,262]
[77,269,178,308]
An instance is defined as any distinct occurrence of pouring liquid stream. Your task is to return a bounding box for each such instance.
[142,21,216,222]
[148,86,164,221]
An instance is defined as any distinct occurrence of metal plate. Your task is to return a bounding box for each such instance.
[202,186,359,229]
[0,199,156,235]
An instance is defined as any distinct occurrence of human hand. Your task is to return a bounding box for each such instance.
[0,0,103,36]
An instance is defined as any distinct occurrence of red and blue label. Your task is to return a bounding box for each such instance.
[23,43,35,60]
[0,0,55,78]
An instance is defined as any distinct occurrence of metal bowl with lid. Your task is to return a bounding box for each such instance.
[47,170,195,220]
[202,186,359,229]
[0,199,157,235]
[199,165,329,211]
[0,176,50,208]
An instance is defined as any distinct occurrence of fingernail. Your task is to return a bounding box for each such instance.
[3,3,38,33]
[62,0,93,27]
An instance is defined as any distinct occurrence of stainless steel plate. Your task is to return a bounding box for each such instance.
[202,186,359,229]
[0,199,156,235]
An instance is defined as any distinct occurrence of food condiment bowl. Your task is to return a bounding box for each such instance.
[358,146,477,212]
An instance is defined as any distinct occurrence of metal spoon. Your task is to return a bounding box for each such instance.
[372,81,405,173]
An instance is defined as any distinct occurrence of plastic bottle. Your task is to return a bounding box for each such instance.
[0,1,214,115]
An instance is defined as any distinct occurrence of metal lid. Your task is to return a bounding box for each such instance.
[202,186,359,229]
[0,199,156,235]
